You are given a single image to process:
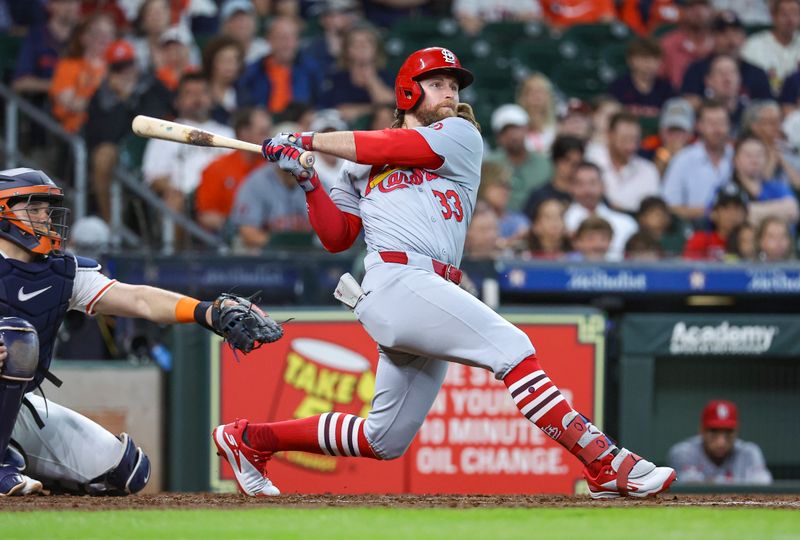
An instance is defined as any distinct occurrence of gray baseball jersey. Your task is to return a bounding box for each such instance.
[231,164,312,233]
[667,435,773,484]
[330,117,483,266]
[329,118,536,458]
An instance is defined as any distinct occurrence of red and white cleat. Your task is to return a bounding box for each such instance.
[212,419,280,497]
[584,448,676,499]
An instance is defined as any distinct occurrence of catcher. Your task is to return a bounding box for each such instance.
[0,168,283,496]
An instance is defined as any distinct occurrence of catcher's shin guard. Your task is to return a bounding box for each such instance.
[87,433,151,495]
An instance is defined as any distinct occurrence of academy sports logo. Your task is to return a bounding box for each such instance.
[441,48,456,64]
[669,321,778,355]
[18,285,52,302]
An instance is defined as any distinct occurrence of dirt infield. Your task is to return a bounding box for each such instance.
[2,493,799,511]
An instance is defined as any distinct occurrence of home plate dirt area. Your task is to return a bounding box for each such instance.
[2,494,799,511]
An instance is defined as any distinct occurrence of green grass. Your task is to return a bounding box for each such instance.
[3,507,798,540]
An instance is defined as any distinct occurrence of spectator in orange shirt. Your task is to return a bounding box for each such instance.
[619,0,681,36]
[49,12,116,133]
[195,107,272,233]
[540,0,616,28]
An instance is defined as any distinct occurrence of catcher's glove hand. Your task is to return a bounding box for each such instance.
[210,293,284,353]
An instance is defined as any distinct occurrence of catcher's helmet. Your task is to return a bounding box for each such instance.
[0,168,69,255]
[394,47,474,111]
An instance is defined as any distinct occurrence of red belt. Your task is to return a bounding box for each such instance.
[378,251,462,285]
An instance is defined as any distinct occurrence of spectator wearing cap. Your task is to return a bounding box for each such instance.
[12,0,80,101]
[195,107,271,234]
[729,134,799,227]
[641,97,696,176]
[302,0,361,75]
[608,37,676,120]
[586,111,661,213]
[683,182,748,259]
[741,100,800,191]
[219,0,270,65]
[202,36,245,125]
[308,109,348,191]
[142,73,234,216]
[49,12,116,134]
[636,196,691,257]
[659,0,715,89]
[564,161,638,260]
[317,22,394,122]
[155,25,198,91]
[86,39,173,221]
[668,400,772,485]
[237,16,323,113]
[741,0,800,95]
[524,135,584,220]
[516,73,558,154]
[681,11,773,109]
[662,99,734,222]
[487,104,553,212]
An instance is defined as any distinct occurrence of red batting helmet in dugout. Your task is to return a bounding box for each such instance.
[394,47,474,111]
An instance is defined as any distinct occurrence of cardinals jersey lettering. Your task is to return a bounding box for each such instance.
[330,117,482,265]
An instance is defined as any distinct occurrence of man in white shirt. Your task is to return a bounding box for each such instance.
[586,111,660,213]
[142,73,234,215]
[564,161,639,260]
[741,0,800,94]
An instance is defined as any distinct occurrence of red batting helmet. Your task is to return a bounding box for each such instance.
[394,47,474,111]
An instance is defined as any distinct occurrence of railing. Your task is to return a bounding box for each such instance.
[0,83,87,220]
[0,83,227,254]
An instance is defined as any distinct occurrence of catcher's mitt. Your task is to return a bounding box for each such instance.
[210,293,284,353]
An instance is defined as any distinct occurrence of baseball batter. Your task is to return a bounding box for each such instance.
[0,168,282,496]
[214,47,676,499]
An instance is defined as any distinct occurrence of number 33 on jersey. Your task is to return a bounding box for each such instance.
[330,116,483,266]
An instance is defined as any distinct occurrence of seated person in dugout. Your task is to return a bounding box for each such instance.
[667,400,772,485]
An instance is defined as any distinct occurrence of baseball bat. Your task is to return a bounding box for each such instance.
[131,115,315,169]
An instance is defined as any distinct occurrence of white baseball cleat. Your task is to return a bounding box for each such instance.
[0,465,42,496]
[584,448,676,499]
[213,419,280,497]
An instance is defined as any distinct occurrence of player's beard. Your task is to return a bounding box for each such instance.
[415,99,458,126]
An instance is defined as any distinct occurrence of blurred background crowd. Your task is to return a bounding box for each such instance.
[2,0,800,263]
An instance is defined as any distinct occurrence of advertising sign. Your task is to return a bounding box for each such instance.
[210,310,604,494]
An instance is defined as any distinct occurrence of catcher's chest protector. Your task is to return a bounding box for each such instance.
[0,254,75,390]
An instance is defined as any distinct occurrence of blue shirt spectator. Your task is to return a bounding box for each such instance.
[236,16,322,111]
[680,12,774,103]
[608,37,676,119]
[662,102,735,223]
[11,0,80,99]
[663,141,734,215]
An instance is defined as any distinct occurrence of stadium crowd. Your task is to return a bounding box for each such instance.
[2,0,800,262]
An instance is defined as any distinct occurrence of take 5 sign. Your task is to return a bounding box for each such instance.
[209,310,605,494]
